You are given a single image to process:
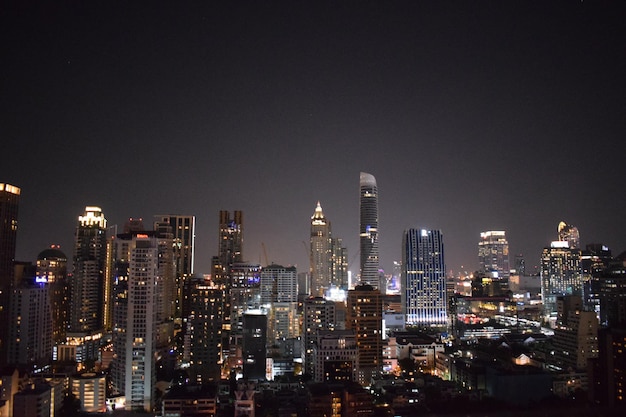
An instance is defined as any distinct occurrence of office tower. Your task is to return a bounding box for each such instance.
[8,265,52,368]
[347,284,383,386]
[589,264,626,327]
[214,210,243,285]
[0,182,20,366]
[591,327,626,408]
[402,229,448,327]
[36,245,69,343]
[359,172,379,287]
[154,215,195,318]
[478,231,510,280]
[110,231,158,411]
[70,206,107,333]
[242,311,267,380]
[550,307,598,371]
[183,275,224,382]
[331,238,348,290]
[310,202,332,297]
[303,297,337,376]
[313,330,357,382]
[260,264,298,305]
[540,241,582,324]
[558,221,580,249]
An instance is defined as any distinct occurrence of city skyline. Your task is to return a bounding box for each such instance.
[3,2,626,276]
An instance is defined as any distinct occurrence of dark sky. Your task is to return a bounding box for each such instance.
[2,1,626,277]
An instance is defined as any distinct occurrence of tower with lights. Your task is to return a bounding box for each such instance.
[310,202,332,297]
[402,229,448,327]
[359,172,379,287]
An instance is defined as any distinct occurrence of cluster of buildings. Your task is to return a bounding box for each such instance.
[0,175,625,416]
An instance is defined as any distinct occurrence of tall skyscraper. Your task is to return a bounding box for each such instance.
[359,172,379,287]
[183,275,224,382]
[110,231,158,412]
[0,182,20,366]
[214,210,243,285]
[70,206,108,333]
[36,246,69,343]
[303,297,336,376]
[154,215,195,319]
[540,240,582,325]
[310,202,332,297]
[347,283,383,386]
[402,229,448,327]
[558,221,580,249]
[330,237,348,290]
[478,231,510,280]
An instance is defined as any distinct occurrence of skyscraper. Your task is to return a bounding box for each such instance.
[110,231,158,411]
[310,202,332,297]
[154,214,195,319]
[540,241,582,325]
[558,221,580,249]
[70,206,108,333]
[0,182,20,366]
[214,210,243,285]
[359,172,379,287]
[347,283,383,386]
[36,246,69,343]
[478,231,510,280]
[402,229,448,327]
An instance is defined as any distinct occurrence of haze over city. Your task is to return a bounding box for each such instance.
[3,1,625,275]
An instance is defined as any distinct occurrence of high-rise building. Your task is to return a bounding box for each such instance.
[540,240,582,324]
[347,283,383,386]
[313,330,357,383]
[0,182,20,366]
[310,202,332,297]
[214,210,243,285]
[331,238,348,290]
[36,246,68,343]
[260,264,298,305]
[303,297,337,377]
[242,311,267,381]
[359,172,379,287]
[402,229,448,327]
[558,221,580,249]
[183,275,224,382]
[8,264,52,368]
[110,231,159,411]
[478,231,510,280]
[154,215,195,319]
[70,206,108,333]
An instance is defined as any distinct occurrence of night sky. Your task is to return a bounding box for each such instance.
[3,1,626,277]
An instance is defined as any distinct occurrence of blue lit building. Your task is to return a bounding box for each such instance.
[402,229,447,327]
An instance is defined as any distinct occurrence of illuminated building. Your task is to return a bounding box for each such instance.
[347,284,383,386]
[558,221,580,249]
[36,246,69,343]
[214,210,243,286]
[402,229,448,327]
[310,202,332,297]
[478,231,510,280]
[7,265,52,368]
[550,306,598,371]
[540,241,582,324]
[70,206,107,333]
[154,214,195,319]
[183,275,224,382]
[303,297,336,377]
[110,231,158,411]
[71,372,107,413]
[359,172,379,287]
[313,330,357,382]
[331,238,348,290]
[260,264,297,305]
[0,182,20,366]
